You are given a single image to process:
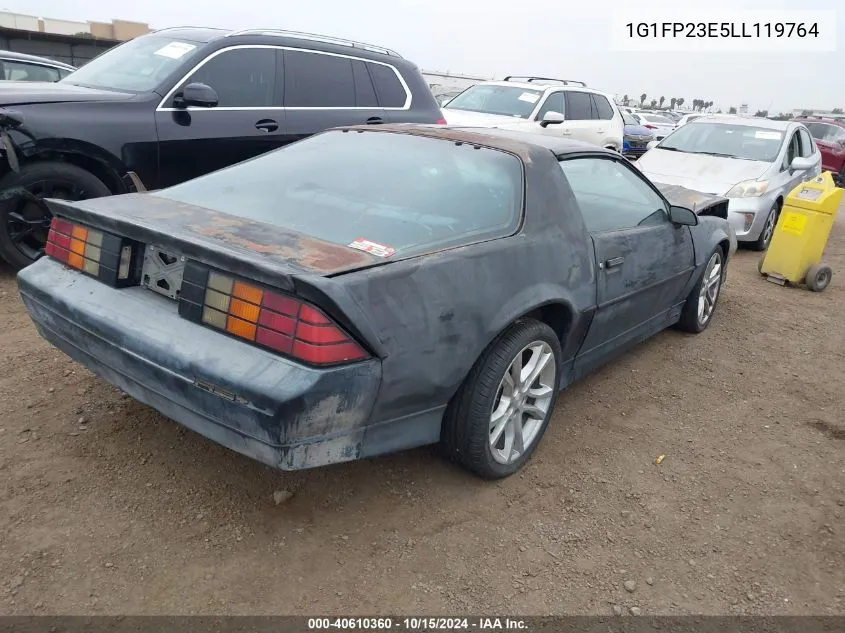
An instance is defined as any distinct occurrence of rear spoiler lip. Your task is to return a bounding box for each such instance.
[43,197,389,358]
[45,197,301,292]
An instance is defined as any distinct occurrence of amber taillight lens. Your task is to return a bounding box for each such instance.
[45,217,140,286]
[178,263,368,367]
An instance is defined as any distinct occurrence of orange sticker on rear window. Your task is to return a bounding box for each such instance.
[348,238,396,258]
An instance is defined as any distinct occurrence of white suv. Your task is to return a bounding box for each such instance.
[441,76,624,151]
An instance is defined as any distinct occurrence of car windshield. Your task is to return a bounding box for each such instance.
[643,114,672,124]
[444,84,543,119]
[60,34,202,93]
[658,122,784,162]
[153,130,523,258]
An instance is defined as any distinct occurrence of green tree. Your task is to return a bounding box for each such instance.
[640,93,647,106]
[622,94,630,106]
[659,96,665,109]
[676,97,685,109]
[650,99,657,108]
[729,106,737,114]
[832,107,843,114]
[670,97,677,110]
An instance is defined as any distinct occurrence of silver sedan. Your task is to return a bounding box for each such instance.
[636,116,822,250]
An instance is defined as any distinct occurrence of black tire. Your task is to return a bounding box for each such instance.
[441,318,562,479]
[677,246,725,333]
[805,264,832,292]
[750,203,778,252]
[0,161,112,270]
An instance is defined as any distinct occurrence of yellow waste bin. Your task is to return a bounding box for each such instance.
[759,171,843,292]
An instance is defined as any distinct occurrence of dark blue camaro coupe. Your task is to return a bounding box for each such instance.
[18,125,736,479]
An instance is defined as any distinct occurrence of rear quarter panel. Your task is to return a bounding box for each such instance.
[316,147,598,424]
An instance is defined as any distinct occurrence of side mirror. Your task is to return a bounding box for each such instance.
[669,205,698,226]
[790,156,815,172]
[174,82,219,108]
[646,140,659,150]
[539,111,565,128]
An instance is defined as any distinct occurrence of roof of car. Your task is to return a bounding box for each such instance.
[0,49,75,70]
[689,115,796,130]
[794,116,845,127]
[475,80,610,96]
[339,123,612,158]
[151,26,404,59]
[148,26,232,43]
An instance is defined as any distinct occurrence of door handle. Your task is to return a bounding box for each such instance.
[561,128,572,135]
[366,116,384,125]
[255,119,278,132]
[605,256,625,269]
[597,128,605,133]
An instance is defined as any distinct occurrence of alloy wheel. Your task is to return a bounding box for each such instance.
[6,180,87,262]
[489,341,556,465]
[697,251,722,326]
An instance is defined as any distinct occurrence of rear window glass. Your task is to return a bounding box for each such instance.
[153,130,524,258]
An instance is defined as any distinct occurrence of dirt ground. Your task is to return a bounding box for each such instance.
[1,213,844,617]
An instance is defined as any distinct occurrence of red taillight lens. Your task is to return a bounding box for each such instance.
[179,267,368,366]
[436,118,447,125]
[45,217,138,285]
[644,124,657,129]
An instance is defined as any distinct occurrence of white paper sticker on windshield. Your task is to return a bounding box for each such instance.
[754,130,783,140]
[518,92,540,104]
[153,42,197,59]
[348,238,396,258]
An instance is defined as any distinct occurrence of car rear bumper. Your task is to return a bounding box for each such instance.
[17,259,440,471]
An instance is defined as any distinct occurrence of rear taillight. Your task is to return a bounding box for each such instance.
[436,117,447,125]
[644,124,657,129]
[45,217,140,286]
[178,265,368,366]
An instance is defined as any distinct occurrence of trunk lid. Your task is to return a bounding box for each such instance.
[44,194,380,293]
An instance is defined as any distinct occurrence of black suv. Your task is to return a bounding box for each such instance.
[0,27,444,269]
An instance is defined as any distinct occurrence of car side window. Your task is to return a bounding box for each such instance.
[798,128,815,157]
[285,50,355,107]
[565,91,593,121]
[782,132,800,170]
[592,94,614,120]
[2,60,60,82]
[367,62,407,108]
[180,48,276,107]
[535,92,565,119]
[559,157,669,233]
[351,60,378,107]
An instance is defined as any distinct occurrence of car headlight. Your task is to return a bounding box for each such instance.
[726,179,769,198]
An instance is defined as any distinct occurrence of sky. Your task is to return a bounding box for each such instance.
[4,0,842,113]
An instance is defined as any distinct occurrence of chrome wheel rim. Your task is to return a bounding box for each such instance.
[697,251,722,326]
[762,207,777,247]
[489,341,556,465]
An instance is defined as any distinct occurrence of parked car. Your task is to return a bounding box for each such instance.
[636,116,822,250]
[0,50,75,82]
[19,124,735,479]
[660,111,683,123]
[793,116,845,183]
[630,112,676,140]
[621,111,654,159]
[0,27,443,270]
[441,76,624,152]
